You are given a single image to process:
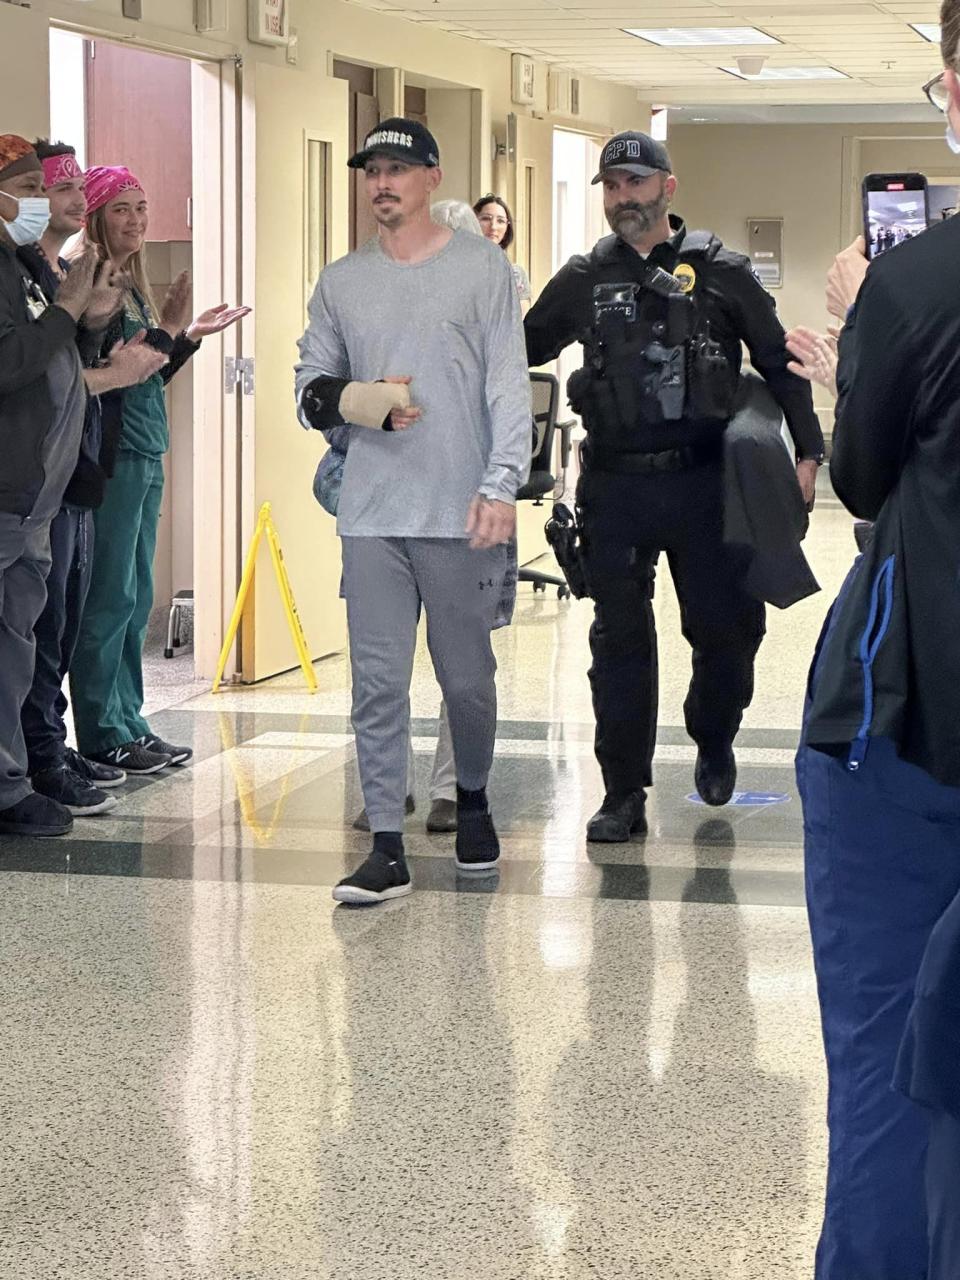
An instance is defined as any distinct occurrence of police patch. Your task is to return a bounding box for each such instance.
[674,263,697,294]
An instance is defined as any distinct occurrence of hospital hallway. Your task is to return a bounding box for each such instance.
[0,474,855,1279]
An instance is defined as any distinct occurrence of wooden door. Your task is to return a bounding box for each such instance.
[85,40,192,242]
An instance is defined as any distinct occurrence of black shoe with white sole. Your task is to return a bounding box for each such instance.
[333,849,413,905]
[31,766,118,817]
[139,735,193,766]
[91,742,171,776]
[64,748,126,789]
[455,808,501,871]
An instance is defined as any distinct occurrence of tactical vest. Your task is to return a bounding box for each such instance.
[567,230,738,453]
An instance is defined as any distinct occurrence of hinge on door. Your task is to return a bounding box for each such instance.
[224,357,255,396]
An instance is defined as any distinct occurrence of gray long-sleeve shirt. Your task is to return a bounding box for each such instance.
[295,230,531,538]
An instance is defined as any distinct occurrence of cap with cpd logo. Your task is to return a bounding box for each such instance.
[591,131,672,184]
[348,117,440,170]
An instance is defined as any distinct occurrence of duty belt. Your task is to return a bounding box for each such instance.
[585,439,721,475]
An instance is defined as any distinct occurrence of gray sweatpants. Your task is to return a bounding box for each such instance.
[0,515,53,810]
[341,536,507,833]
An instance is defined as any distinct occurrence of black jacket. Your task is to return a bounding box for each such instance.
[16,244,107,511]
[0,240,80,517]
[724,374,820,610]
[524,216,824,461]
[804,213,960,787]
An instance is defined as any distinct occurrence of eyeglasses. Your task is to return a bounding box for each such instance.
[924,72,950,112]
[478,213,509,227]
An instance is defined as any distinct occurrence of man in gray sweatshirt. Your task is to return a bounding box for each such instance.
[295,118,531,905]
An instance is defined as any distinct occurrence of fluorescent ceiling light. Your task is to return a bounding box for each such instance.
[722,64,849,80]
[911,23,941,42]
[624,26,778,47]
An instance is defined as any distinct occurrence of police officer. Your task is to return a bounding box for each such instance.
[525,131,824,842]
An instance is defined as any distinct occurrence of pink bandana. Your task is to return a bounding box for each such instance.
[84,165,145,215]
[41,152,84,188]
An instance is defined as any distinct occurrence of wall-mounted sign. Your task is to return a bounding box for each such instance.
[511,54,536,106]
[747,217,783,288]
[249,0,290,45]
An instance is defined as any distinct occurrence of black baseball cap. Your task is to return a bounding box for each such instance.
[347,117,440,170]
[591,131,672,184]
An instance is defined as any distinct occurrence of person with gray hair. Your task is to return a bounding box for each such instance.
[431,199,483,235]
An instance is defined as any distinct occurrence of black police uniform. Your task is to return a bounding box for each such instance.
[525,214,823,807]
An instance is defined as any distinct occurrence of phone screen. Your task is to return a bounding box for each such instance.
[863,177,928,259]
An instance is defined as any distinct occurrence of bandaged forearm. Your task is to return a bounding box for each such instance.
[300,376,410,431]
[339,379,410,430]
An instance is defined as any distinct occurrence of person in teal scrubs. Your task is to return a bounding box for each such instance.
[69,166,249,776]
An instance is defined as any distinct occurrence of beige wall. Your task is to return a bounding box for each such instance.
[668,121,946,422]
[2,0,648,679]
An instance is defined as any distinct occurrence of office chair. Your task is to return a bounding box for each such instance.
[518,372,576,599]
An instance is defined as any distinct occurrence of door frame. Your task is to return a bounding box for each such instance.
[48,19,243,681]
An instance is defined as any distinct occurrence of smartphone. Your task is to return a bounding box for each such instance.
[862,173,929,260]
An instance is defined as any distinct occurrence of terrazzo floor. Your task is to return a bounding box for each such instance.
[0,471,855,1279]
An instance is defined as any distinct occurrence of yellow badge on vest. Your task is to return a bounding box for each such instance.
[673,263,697,294]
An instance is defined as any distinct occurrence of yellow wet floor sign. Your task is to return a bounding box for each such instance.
[212,501,318,694]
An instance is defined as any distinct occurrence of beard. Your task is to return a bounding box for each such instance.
[372,196,403,227]
[606,187,669,243]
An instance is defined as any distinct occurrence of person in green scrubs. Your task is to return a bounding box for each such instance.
[69,166,249,776]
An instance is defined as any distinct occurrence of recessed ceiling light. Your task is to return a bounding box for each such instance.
[911,23,941,42]
[623,26,778,47]
[721,64,849,80]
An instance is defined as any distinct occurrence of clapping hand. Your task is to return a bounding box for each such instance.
[185,302,251,341]
[55,246,99,323]
[786,325,839,399]
[106,328,169,386]
[83,257,130,331]
[160,270,192,336]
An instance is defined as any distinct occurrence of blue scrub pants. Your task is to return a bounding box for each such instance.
[798,726,960,1278]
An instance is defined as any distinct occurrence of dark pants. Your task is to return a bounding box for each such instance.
[926,1111,960,1279]
[0,514,52,810]
[799,658,960,1280]
[578,462,765,794]
[20,506,94,774]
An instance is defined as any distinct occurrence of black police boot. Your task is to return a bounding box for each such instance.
[695,744,737,807]
[586,791,647,843]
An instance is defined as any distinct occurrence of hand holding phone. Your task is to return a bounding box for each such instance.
[862,173,929,260]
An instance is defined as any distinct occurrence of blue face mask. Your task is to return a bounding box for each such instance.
[947,120,960,155]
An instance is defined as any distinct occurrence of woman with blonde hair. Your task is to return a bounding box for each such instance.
[69,166,248,776]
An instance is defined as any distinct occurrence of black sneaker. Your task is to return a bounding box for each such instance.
[332,849,413,905]
[455,808,501,871]
[64,748,126,789]
[31,766,118,817]
[139,735,193,766]
[586,791,647,843]
[695,745,737,807]
[0,792,73,837]
[91,742,172,776]
[353,794,415,832]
